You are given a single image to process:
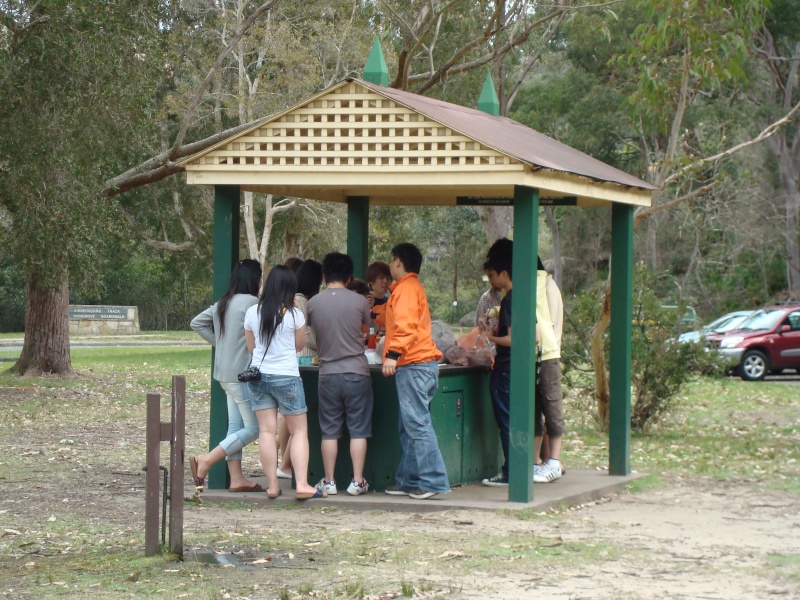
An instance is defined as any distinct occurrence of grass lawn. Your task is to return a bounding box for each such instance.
[1,346,798,598]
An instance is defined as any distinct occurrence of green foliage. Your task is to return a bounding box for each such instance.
[562,268,726,430]
[620,0,764,132]
[0,0,170,289]
[0,254,25,331]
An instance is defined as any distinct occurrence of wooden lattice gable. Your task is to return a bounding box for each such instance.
[184,81,523,174]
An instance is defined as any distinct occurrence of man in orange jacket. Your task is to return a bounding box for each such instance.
[377,243,450,500]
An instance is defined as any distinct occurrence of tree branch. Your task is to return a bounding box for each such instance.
[663,98,800,187]
[103,119,264,197]
[168,0,279,155]
[634,182,717,225]
[116,204,195,253]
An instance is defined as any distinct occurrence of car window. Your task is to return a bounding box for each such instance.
[788,312,800,331]
[738,309,785,331]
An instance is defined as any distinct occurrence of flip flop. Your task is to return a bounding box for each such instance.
[229,483,265,493]
[295,490,326,500]
[268,488,282,499]
[189,456,205,489]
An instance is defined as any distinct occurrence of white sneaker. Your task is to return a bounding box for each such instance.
[315,478,338,495]
[346,479,369,496]
[533,462,561,483]
[276,467,292,479]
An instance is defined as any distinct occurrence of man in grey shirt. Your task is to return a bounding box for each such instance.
[307,252,373,496]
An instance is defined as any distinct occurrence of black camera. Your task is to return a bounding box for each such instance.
[237,366,261,382]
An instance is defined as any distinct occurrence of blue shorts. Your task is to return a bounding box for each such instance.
[245,374,307,416]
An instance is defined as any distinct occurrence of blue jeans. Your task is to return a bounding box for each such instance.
[489,369,511,478]
[219,381,259,461]
[393,361,450,493]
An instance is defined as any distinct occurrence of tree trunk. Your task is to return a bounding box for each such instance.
[544,206,563,288]
[475,206,513,244]
[243,191,259,259]
[785,186,800,299]
[12,272,73,376]
[591,285,611,431]
[777,152,800,299]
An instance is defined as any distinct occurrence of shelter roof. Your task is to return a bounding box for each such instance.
[181,78,654,207]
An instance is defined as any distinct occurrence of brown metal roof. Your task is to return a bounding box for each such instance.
[353,78,656,191]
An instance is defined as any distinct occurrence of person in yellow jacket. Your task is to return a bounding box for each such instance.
[533,257,565,483]
[376,243,450,500]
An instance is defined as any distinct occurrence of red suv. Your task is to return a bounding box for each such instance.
[715,304,800,381]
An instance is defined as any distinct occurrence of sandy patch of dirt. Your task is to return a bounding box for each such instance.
[180,477,799,599]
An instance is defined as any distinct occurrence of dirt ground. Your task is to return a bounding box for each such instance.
[1,378,799,598]
[180,477,800,599]
[4,454,799,598]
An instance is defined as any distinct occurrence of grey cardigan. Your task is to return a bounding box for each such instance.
[190,294,258,383]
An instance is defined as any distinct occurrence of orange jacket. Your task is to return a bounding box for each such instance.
[381,273,442,366]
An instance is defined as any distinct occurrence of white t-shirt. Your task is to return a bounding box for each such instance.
[243,305,305,377]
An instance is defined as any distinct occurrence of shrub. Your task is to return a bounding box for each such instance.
[562,268,726,430]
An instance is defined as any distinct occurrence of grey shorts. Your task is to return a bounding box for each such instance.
[318,373,373,440]
[535,358,565,436]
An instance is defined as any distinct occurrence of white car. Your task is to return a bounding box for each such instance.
[677,310,754,343]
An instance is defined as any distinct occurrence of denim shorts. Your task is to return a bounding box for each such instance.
[245,373,307,416]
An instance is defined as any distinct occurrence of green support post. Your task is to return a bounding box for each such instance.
[347,196,369,279]
[508,185,539,502]
[609,203,633,475]
[208,185,241,489]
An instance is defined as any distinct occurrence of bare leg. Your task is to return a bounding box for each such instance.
[350,438,367,483]
[278,415,293,473]
[321,439,338,482]
[548,434,562,461]
[255,408,280,497]
[225,459,257,489]
[284,413,318,495]
[539,430,552,463]
[534,435,544,465]
[196,446,226,479]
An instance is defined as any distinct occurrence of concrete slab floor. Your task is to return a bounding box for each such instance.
[195,470,644,513]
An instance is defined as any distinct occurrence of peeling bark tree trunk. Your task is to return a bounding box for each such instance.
[476,206,514,244]
[592,287,611,430]
[12,273,73,376]
[544,206,563,287]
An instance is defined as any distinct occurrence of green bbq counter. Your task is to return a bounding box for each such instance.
[300,364,501,492]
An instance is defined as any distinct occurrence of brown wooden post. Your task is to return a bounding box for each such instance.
[169,375,185,557]
[145,393,161,556]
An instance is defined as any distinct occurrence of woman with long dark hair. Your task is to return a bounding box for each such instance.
[190,259,263,493]
[275,259,323,479]
[243,265,324,499]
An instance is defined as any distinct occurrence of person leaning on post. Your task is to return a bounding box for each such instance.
[374,242,450,500]
[189,259,264,493]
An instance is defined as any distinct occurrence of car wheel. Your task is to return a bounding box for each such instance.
[740,350,769,381]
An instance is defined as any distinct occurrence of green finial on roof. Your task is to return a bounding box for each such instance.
[477,73,500,116]
[363,36,389,87]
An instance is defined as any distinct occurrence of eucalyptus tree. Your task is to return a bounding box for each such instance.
[753,0,800,298]
[0,0,170,375]
[511,0,781,427]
